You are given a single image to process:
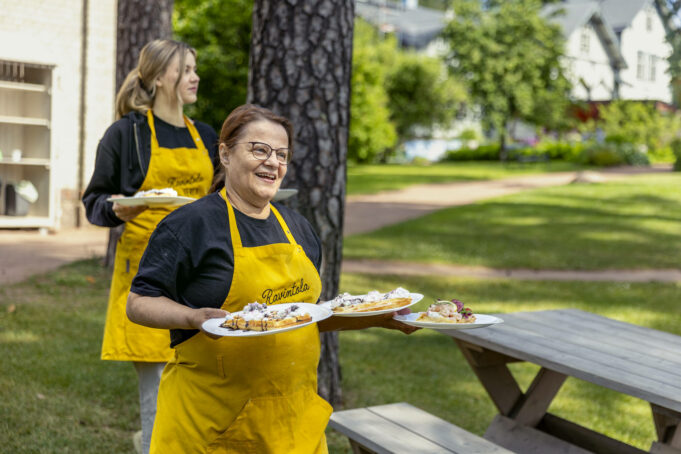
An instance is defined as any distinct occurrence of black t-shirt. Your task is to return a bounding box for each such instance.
[131,192,322,347]
[153,114,206,149]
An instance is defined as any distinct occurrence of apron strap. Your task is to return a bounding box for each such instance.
[222,188,243,249]
[270,204,298,246]
[221,189,299,249]
[146,109,160,150]
[182,115,204,148]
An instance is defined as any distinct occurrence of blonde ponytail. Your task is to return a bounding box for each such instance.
[115,68,155,119]
[114,39,195,119]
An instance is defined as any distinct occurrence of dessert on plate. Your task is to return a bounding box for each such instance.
[416,299,476,323]
[134,187,178,198]
[220,302,312,331]
[325,287,412,313]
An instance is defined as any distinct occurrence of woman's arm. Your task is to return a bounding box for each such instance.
[318,308,419,335]
[82,118,148,226]
[127,292,227,331]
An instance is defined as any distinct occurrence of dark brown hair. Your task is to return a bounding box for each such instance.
[209,104,294,192]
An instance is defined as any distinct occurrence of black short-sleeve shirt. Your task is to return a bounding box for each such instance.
[131,192,322,347]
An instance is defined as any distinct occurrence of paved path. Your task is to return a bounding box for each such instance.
[0,165,675,285]
[341,259,681,283]
[0,226,107,285]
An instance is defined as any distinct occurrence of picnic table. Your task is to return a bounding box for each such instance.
[441,308,681,454]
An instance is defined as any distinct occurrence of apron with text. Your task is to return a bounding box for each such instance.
[101,110,213,361]
[150,190,331,454]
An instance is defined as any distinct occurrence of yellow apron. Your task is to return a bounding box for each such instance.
[150,190,331,454]
[101,110,213,362]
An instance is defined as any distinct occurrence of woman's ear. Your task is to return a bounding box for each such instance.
[219,144,229,166]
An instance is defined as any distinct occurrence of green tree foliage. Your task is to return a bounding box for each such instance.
[442,0,571,155]
[348,19,398,163]
[385,53,467,141]
[653,0,681,105]
[173,0,253,130]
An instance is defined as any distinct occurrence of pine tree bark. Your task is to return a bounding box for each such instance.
[248,0,354,408]
[104,0,174,268]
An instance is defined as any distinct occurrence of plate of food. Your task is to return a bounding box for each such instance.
[320,287,423,317]
[273,188,298,202]
[202,302,332,337]
[107,188,196,207]
[394,298,503,330]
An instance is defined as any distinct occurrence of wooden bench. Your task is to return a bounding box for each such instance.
[328,402,513,454]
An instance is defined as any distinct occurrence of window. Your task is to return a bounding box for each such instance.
[646,11,653,31]
[650,55,657,81]
[580,27,590,54]
[637,51,646,80]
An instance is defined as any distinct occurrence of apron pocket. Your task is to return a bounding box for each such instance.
[206,389,332,454]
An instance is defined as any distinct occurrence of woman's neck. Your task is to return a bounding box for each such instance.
[152,94,184,127]
[223,185,270,220]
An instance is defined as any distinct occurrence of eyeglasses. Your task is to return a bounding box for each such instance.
[236,141,291,165]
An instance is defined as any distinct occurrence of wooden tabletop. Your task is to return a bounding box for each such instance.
[442,309,681,414]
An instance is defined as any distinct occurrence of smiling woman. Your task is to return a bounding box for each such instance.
[125,104,418,453]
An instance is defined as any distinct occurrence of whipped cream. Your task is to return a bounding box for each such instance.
[134,188,177,198]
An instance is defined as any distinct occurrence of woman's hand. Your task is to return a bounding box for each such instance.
[318,307,420,334]
[110,194,148,221]
[193,308,230,339]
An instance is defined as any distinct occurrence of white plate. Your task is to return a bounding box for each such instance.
[393,312,504,330]
[273,188,298,202]
[106,196,196,207]
[201,303,332,337]
[321,293,423,317]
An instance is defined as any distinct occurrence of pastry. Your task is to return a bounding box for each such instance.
[326,287,412,313]
[416,299,476,323]
[220,302,312,331]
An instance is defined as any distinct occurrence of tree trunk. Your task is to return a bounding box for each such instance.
[104,0,174,268]
[499,125,508,162]
[248,0,354,408]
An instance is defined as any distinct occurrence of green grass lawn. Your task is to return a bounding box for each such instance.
[344,173,681,270]
[347,161,587,195]
[0,260,138,453]
[2,261,679,453]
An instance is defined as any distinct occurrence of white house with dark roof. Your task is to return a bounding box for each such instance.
[549,0,672,103]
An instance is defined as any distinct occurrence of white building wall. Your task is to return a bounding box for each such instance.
[617,3,672,102]
[0,0,117,229]
[564,24,615,101]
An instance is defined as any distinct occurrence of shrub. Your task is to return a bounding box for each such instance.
[536,141,584,161]
[579,142,650,167]
[672,139,681,171]
[441,144,500,161]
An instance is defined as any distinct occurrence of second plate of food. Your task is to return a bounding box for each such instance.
[394,313,504,330]
[322,293,424,317]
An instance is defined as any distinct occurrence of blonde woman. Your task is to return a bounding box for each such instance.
[82,39,217,454]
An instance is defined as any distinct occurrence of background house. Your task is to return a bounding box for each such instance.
[0,0,116,231]
[550,0,672,103]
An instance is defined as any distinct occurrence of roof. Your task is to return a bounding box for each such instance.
[544,1,601,36]
[355,0,446,49]
[543,2,627,69]
[567,0,652,32]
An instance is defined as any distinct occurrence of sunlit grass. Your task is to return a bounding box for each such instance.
[347,161,587,195]
[344,174,681,270]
